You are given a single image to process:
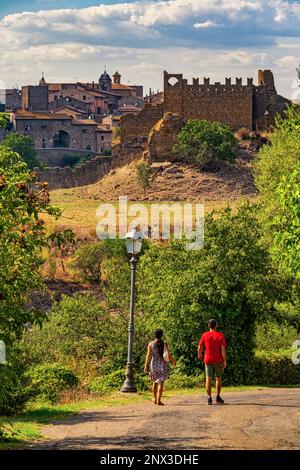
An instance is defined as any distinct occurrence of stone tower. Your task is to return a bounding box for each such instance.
[113,71,121,85]
[99,70,112,92]
[258,70,276,91]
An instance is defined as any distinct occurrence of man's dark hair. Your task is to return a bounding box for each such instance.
[154,329,164,359]
[208,319,217,329]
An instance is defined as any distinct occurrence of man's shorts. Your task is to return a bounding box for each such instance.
[205,363,223,378]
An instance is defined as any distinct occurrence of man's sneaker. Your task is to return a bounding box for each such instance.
[216,395,224,404]
[207,396,212,405]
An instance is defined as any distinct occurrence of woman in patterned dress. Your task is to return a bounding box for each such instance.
[144,329,176,405]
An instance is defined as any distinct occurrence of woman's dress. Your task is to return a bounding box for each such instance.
[149,340,169,383]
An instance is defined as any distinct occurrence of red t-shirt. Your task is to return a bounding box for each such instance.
[199,331,226,365]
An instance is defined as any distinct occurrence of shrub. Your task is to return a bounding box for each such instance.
[0,363,28,415]
[24,363,78,403]
[21,294,114,370]
[0,133,40,169]
[61,154,81,167]
[73,242,104,283]
[252,350,300,385]
[255,320,298,352]
[165,372,205,390]
[73,239,128,283]
[136,161,156,197]
[88,370,150,394]
[172,119,236,169]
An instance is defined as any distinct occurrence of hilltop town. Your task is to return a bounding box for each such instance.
[0,68,290,192]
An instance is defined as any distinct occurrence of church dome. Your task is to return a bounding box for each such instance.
[99,71,111,82]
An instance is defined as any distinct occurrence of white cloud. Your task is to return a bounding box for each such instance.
[275,55,299,69]
[193,21,218,29]
[0,1,299,97]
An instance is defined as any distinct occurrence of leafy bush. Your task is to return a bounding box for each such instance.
[255,320,298,352]
[73,239,128,283]
[21,294,114,370]
[0,133,41,169]
[24,363,78,403]
[0,363,28,415]
[88,370,150,394]
[252,351,300,385]
[61,154,81,167]
[172,119,236,169]
[166,372,205,390]
[73,242,105,283]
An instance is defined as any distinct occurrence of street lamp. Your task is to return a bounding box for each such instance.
[121,228,144,393]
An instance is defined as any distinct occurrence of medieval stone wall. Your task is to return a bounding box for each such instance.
[120,103,164,142]
[163,72,253,130]
[146,113,183,162]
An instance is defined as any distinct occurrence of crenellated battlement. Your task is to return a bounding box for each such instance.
[164,72,254,91]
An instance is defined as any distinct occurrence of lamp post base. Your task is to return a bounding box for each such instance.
[120,363,137,393]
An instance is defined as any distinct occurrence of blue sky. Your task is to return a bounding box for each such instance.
[0,1,299,99]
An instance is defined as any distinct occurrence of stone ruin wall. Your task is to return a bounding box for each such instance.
[36,155,112,189]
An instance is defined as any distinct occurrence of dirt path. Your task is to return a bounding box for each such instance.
[29,389,300,450]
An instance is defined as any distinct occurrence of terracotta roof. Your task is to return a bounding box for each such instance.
[15,111,71,120]
[72,119,98,125]
[112,83,133,90]
[96,126,112,133]
[54,106,87,117]
[48,84,63,92]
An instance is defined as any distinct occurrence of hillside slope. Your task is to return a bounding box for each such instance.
[71,145,257,202]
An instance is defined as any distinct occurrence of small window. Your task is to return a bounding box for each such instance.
[83,95,86,100]
[101,135,104,141]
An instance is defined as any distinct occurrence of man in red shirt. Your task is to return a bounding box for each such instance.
[198,319,227,405]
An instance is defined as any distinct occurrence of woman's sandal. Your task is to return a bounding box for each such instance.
[157,401,164,406]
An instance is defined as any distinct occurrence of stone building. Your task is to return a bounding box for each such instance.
[12,110,112,165]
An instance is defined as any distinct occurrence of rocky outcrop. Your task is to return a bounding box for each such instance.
[146,112,183,162]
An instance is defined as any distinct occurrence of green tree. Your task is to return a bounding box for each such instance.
[172,119,236,169]
[271,163,300,278]
[254,105,300,241]
[1,133,41,169]
[0,113,9,129]
[0,148,60,343]
[136,161,156,197]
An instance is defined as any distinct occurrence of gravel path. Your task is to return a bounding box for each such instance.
[29,389,300,450]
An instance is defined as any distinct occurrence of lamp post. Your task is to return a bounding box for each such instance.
[121,228,144,393]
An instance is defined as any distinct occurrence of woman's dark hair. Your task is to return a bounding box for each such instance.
[155,329,164,359]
